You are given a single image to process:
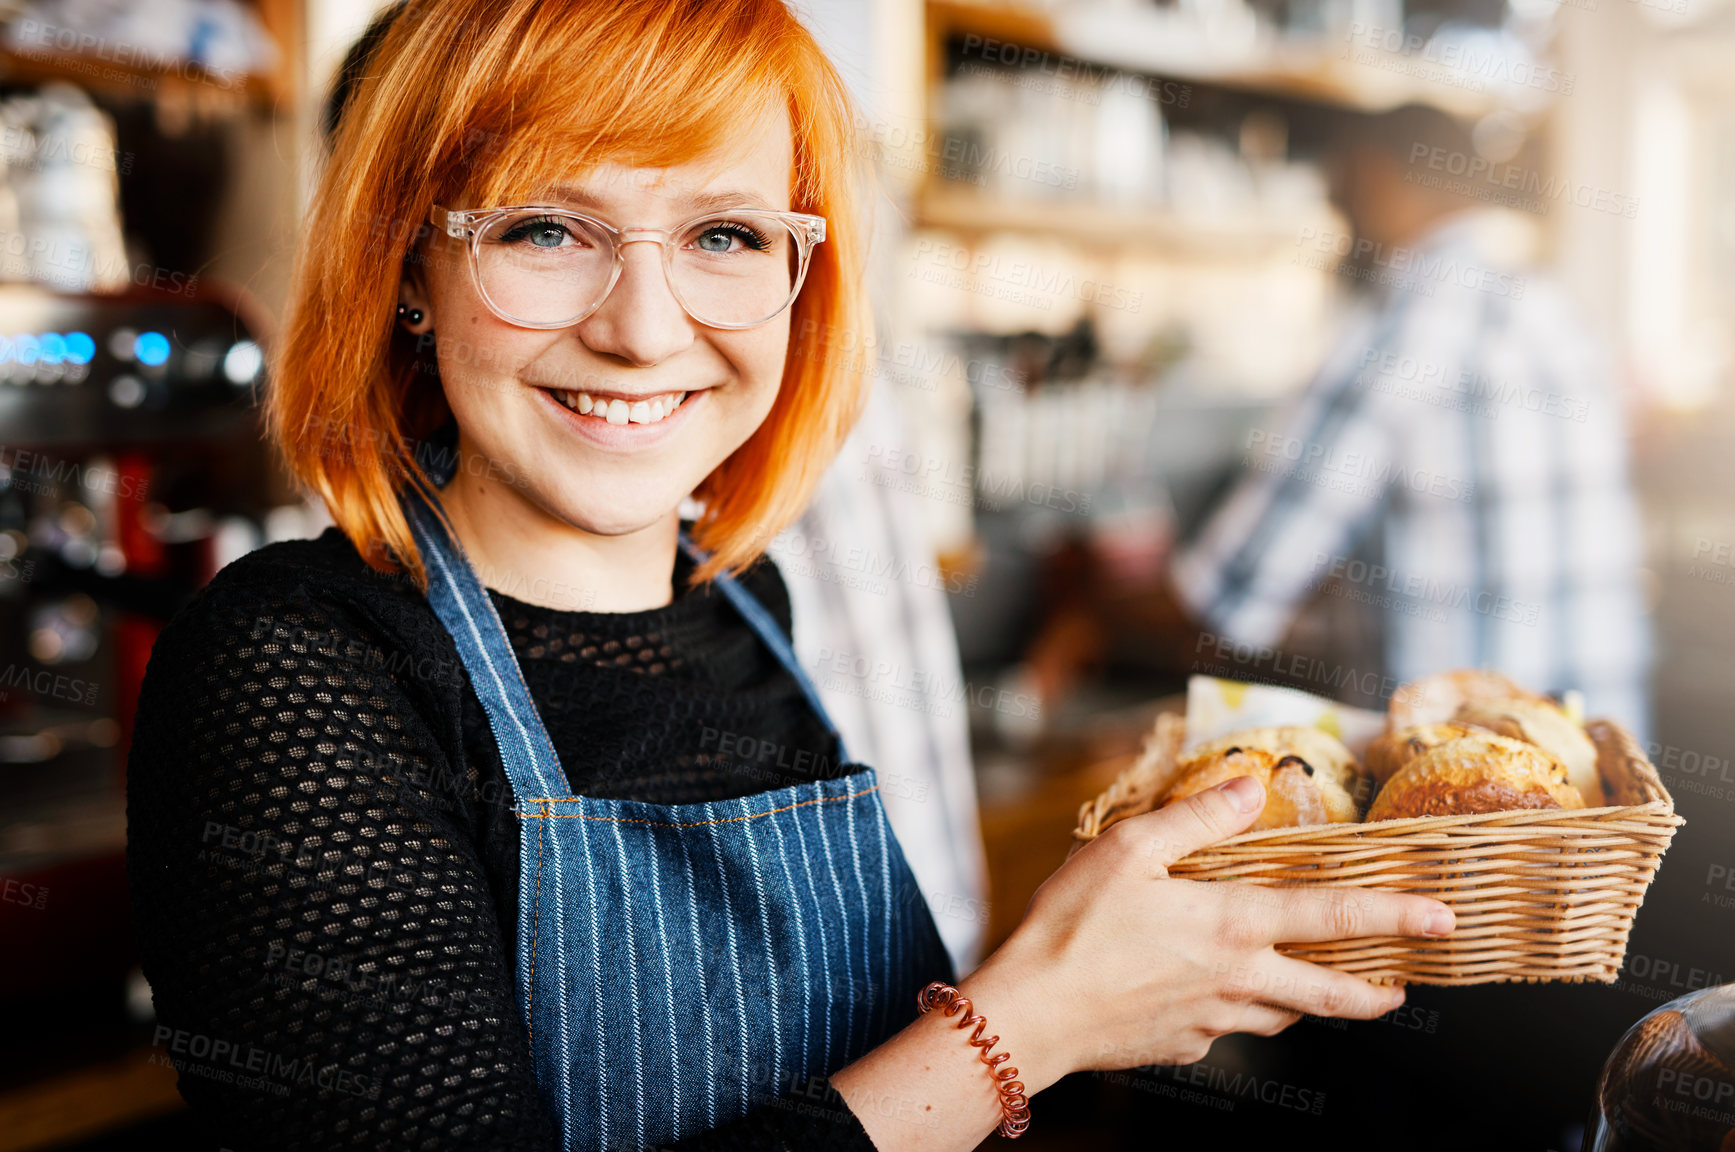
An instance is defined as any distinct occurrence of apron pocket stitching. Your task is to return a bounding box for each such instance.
[518,784,879,829]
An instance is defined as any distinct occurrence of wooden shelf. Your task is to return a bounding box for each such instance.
[928,0,1506,118]
[0,46,275,110]
[0,0,298,113]
[913,182,1336,255]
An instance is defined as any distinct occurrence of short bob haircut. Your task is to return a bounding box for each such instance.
[269,0,870,589]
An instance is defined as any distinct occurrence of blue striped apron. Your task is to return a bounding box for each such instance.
[400,482,954,1151]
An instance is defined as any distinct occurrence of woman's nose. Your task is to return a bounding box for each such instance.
[574,239,694,367]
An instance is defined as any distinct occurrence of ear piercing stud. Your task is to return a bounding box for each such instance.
[396,303,424,324]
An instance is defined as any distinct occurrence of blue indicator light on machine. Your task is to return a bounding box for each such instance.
[0,337,13,364]
[38,333,66,364]
[134,330,171,366]
[14,334,39,364]
[64,331,94,364]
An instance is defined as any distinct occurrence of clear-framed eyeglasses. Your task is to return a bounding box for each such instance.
[428,203,826,331]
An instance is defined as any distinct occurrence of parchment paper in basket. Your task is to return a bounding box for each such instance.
[1183,675,1387,757]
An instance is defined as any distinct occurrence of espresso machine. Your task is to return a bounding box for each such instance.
[0,279,271,1027]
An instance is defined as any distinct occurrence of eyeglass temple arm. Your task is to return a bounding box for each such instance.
[429,205,472,240]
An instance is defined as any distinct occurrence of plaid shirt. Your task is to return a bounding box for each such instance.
[1173,213,1652,737]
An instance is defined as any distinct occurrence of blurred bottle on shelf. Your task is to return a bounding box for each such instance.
[0,82,127,292]
[936,49,1332,223]
[1093,77,1164,205]
[1583,986,1735,1150]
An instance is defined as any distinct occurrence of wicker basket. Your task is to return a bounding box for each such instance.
[1071,712,1683,986]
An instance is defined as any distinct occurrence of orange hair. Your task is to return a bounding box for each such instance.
[269,0,871,589]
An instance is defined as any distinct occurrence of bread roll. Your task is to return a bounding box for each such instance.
[1387,669,1547,730]
[1452,698,1603,808]
[1366,732,1587,821]
[1365,723,1477,788]
[1165,732,1361,829]
[1186,726,1360,792]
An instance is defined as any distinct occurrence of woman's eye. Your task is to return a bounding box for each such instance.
[499,218,575,248]
[693,223,772,254]
[695,227,742,254]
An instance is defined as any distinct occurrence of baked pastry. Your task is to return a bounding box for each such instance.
[1452,698,1603,808]
[1386,669,1548,729]
[1365,723,1477,788]
[1186,726,1360,793]
[1165,727,1363,829]
[1366,732,1587,821]
[1163,747,1356,829]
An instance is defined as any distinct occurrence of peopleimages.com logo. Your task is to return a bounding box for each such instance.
[150,1026,380,1100]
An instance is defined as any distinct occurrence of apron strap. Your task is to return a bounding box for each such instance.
[677,533,851,764]
[403,475,855,799]
[401,487,571,803]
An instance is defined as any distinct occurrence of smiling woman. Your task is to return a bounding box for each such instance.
[274,0,869,595]
[124,2,1458,1151]
[128,3,954,1148]
[397,100,819,608]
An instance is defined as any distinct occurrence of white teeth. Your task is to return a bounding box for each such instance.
[553,389,689,425]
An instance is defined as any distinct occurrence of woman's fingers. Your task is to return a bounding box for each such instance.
[1121,775,1267,870]
[1219,954,1406,1020]
[1223,882,1454,946]
[1236,1002,1304,1037]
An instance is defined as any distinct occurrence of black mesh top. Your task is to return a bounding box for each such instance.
[125,525,885,1150]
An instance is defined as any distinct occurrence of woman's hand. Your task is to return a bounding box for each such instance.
[832,775,1454,1152]
[959,775,1455,1093]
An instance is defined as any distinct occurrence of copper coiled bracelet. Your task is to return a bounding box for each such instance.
[916,981,1032,1139]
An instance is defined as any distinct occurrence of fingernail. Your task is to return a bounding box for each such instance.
[1387,986,1406,1010]
[1425,909,1454,937]
[1217,775,1263,814]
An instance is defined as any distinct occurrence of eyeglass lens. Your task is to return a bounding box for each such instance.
[474,210,801,328]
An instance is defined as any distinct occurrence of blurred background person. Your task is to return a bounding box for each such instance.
[1025,103,1653,742]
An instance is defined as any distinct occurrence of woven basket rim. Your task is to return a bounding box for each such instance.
[1072,713,1675,846]
[1175,799,1683,852]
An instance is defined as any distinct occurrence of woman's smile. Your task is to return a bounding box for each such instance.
[533,381,705,450]
[551,386,687,424]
